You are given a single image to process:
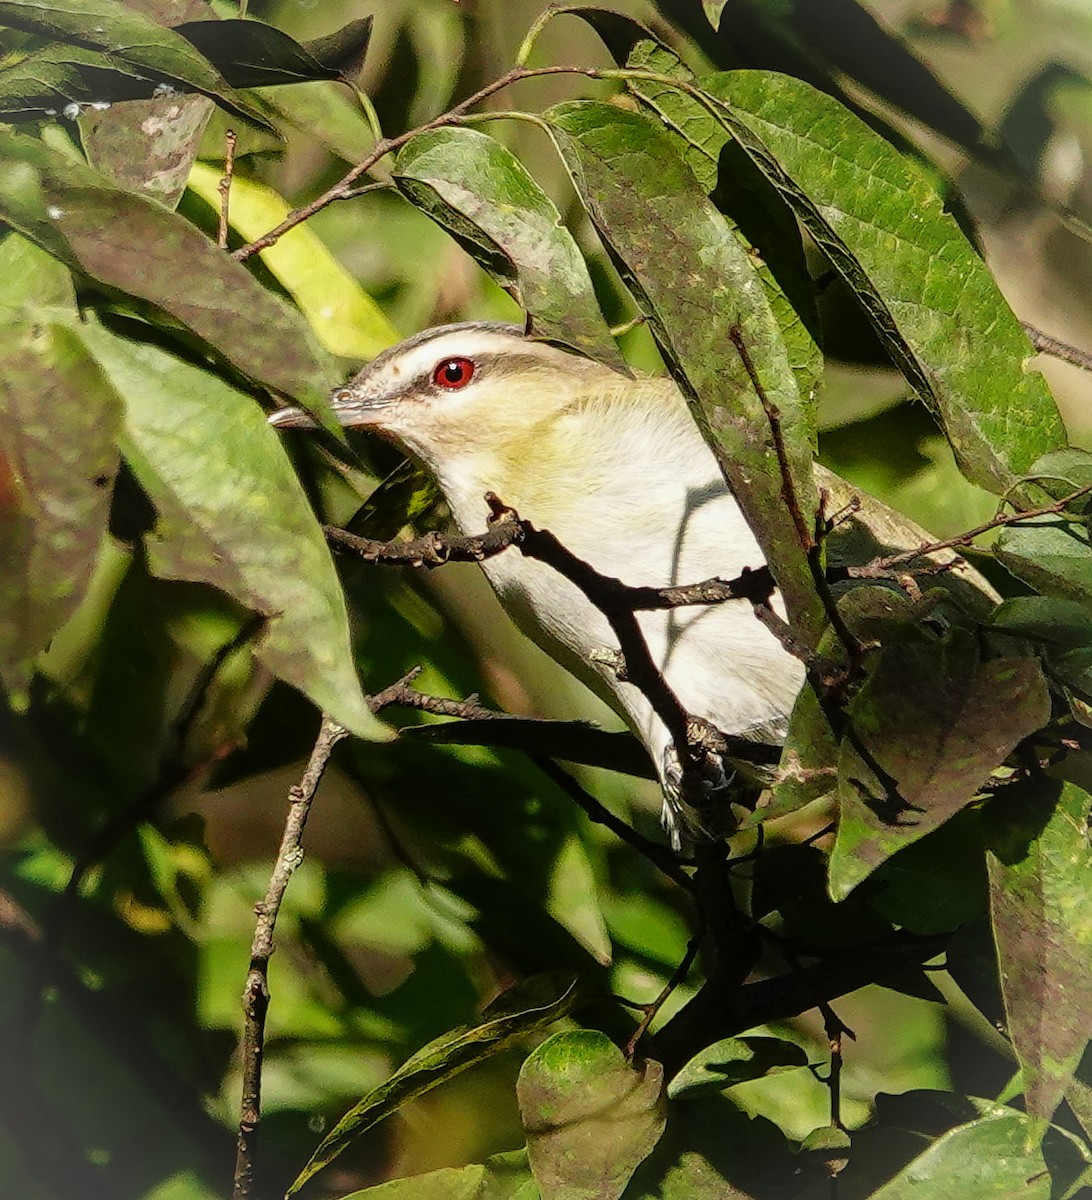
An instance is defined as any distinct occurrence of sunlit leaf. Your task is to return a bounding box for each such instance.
[545,100,825,646]
[0,130,335,420]
[288,973,582,1194]
[866,1103,1091,1198]
[986,779,1092,1123]
[76,320,383,740]
[668,1035,808,1099]
[395,127,623,368]
[187,161,399,359]
[688,70,1065,494]
[517,1029,665,1200]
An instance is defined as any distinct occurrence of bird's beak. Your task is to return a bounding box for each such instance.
[267,405,314,429]
[268,388,389,430]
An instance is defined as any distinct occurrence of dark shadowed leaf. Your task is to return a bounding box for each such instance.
[544,100,825,646]
[404,718,653,779]
[668,1035,808,1099]
[299,16,374,79]
[517,1029,665,1200]
[395,127,623,368]
[624,1092,823,1199]
[0,320,120,696]
[75,320,381,740]
[0,0,272,128]
[173,18,367,88]
[0,16,368,119]
[79,94,214,209]
[865,1102,1091,1199]
[688,70,1065,494]
[556,6,676,66]
[0,130,335,420]
[828,629,1050,899]
[985,778,1092,1123]
[289,974,581,1195]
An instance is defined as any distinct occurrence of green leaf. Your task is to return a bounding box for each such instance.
[687,70,1065,494]
[0,228,76,311]
[995,517,1092,607]
[339,1165,487,1200]
[0,0,272,129]
[544,100,825,646]
[995,449,1092,604]
[80,95,214,209]
[394,127,623,369]
[288,973,581,1195]
[75,319,383,740]
[0,320,120,697]
[517,1029,665,1200]
[0,130,335,418]
[828,629,1050,899]
[403,718,654,780]
[187,161,399,359]
[986,779,1092,1123]
[702,1,728,28]
[866,1103,1091,1199]
[173,17,368,88]
[668,1035,808,1099]
[0,16,369,120]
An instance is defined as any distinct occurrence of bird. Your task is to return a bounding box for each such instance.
[269,321,977,845]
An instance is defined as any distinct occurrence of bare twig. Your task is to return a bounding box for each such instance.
[532,757,694,889]
[625,930,703,1060]
[859,482,1092,573]
[231,65,598,262]
[727,327,862,668]
[217,130,237,251]
[1023,323,1092,374]
[233,715,349,1200]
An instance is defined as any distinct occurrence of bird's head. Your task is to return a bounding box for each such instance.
[269,322,624,480]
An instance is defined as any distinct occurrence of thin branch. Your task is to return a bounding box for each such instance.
[625,930,703,1060]
[328,507,779,772]
[233,715,349,1200]
[532,757,694,889]
[728,326,862,670]
[231,65,598,262]
[1023,323,1092,374]
[217,129,237,251]
[859,481,1092,572]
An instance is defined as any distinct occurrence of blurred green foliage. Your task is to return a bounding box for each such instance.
[2,2,1092,1199]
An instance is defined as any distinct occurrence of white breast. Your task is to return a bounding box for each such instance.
[435,386,806,784]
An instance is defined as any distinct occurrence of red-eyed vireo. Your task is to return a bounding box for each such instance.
[270,322,975,844]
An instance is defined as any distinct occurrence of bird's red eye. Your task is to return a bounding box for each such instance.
[432,357,475,389]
